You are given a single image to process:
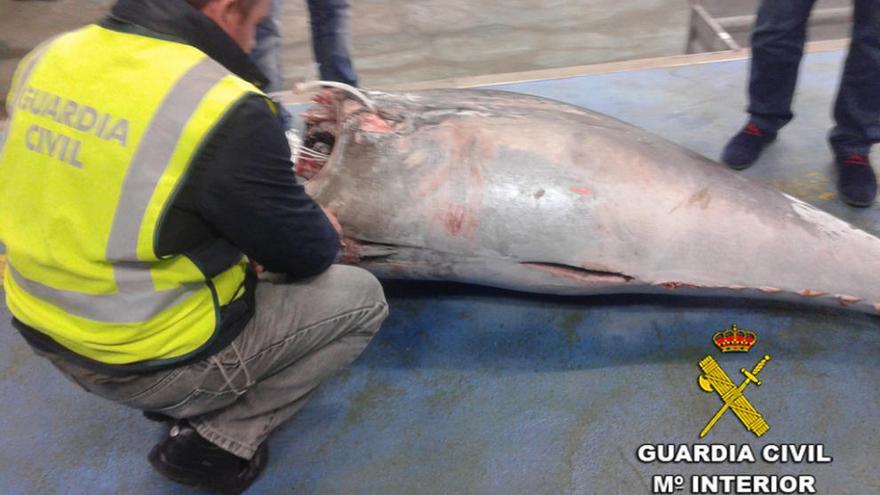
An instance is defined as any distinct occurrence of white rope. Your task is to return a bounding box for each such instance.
[294,80,376,112]
[296,146,329,158]
[295,147,330,160]
[266,90,292,101]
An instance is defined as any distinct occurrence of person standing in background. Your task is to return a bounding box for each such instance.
[251,0,358,92]
[720,0,880,207]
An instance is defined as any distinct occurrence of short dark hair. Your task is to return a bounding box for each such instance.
[185,0,261,13]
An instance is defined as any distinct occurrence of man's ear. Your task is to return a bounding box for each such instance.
[199,0,239,25]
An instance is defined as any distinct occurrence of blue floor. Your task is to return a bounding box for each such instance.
[2,50,879,494]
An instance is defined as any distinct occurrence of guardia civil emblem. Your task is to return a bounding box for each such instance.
[697,324,771,438]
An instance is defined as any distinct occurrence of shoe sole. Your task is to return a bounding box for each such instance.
[142,411,174,423]
[841,197,874,208]
[148,442,268,495]
[148,446,204,488]
[725,160,756,171]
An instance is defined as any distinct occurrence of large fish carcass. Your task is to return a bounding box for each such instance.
[294,88,880,315]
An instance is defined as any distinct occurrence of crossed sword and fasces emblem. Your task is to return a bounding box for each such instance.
[698,354,772,437]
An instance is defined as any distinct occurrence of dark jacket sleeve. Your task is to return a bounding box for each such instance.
[182,95,339,277]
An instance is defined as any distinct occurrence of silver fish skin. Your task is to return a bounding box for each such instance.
[304,88,880,315]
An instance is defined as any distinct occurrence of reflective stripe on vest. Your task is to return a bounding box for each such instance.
[10,58,226,323]
[6,36,58,120]
[0,26,263,364]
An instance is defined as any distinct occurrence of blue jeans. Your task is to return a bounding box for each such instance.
[748,0,880,155]
[251,0,285,92]
[252,0,358,93]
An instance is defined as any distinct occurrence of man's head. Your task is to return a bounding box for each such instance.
[186,0,272,53]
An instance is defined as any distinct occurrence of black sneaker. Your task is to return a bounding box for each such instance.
[835,153,877,207]
[721,122,777,170]
[148,421,268,495]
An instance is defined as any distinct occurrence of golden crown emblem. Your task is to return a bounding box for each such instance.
[713,324,757,353]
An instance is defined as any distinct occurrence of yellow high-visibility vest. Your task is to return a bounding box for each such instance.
[0,25,268,365]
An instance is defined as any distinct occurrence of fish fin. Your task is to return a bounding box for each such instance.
[358,244,399,258]
[520,262,632,284]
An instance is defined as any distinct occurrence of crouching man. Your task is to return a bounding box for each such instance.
[0,0,388,493]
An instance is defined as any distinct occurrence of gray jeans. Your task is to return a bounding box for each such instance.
[42,265,388,459]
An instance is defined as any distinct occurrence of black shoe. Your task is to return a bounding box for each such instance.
[142,410,174,423]
[836,153,877,207]
[721,122,777,170]
[148,421,268,495]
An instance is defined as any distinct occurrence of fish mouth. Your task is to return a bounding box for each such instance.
[294,88,397,180]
